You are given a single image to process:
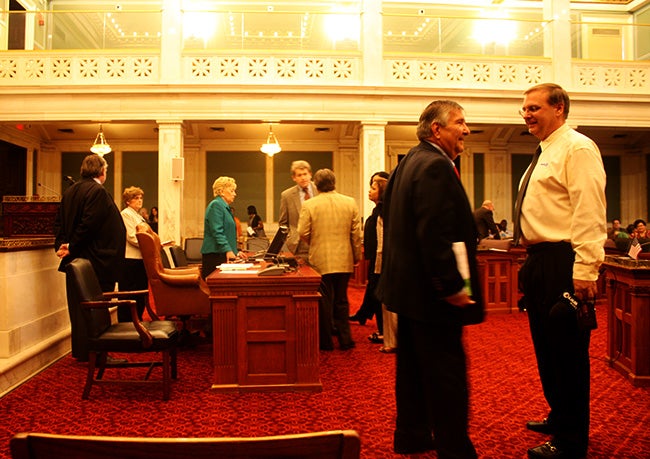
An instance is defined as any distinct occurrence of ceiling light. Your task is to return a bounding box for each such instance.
[90,124,112,156]
[260,124,281,157]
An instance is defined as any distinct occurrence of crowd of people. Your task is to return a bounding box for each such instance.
[608,217,650,253]
[54,82,607,459]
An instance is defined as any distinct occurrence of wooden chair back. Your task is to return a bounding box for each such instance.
[11,430,361,459]
[136,225,210,317]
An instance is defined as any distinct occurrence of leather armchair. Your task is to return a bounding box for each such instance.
[136,224,210,318]
[65,258,179,400]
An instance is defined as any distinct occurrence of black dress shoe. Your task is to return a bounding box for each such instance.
[526,418,555,435]
[339,342,356,351]
[528,441,585,459]
[349,315,367,326]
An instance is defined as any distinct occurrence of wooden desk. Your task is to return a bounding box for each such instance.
[207,264,322,392]
[603,256,650,387]
[476,248,526,314]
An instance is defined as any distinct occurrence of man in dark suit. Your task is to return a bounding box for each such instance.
[474,200,501,240]
[54,154,126,362]
[279,160,316,259]
[377,100,484,458]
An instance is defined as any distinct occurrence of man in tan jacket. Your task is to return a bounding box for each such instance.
[298,168,362,351]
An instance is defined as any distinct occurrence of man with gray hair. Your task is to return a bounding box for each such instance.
[54,154,126,362]
[377,100,484,457]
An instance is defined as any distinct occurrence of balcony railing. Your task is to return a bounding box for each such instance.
[0,9,647,94]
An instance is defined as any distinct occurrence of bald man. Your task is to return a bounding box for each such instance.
[473,200,501,240]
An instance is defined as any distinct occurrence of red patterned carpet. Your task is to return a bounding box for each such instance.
[1,287,649,459]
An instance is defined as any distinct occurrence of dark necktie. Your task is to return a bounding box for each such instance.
[303,187,310,200]
[512,145,541,246]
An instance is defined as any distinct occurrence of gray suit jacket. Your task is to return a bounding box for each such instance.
[278,183,316,255]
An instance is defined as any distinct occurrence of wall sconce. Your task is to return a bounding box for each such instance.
[90,124,112,156]
[260,124,281,157]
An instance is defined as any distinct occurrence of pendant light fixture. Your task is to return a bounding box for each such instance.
[260,124,281,157]
[90,124,112,156]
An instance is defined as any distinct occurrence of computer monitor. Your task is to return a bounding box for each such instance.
[264,225,289,261]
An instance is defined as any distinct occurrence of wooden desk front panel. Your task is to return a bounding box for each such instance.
[239,295,297,387]
[476,250,524,314]
[604,263,650,386]
[209,266,321,392]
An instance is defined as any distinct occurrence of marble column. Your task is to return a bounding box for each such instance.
[157,121,184,244]
[360,122,386,219]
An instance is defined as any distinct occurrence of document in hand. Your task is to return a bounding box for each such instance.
[451,241,472,295]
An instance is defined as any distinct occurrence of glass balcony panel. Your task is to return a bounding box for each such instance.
[181,10,361,53]
[383,13,545,57]
[571,21,650,61]
[30,11,163,50]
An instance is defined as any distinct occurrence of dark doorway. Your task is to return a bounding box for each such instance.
[8,0,26,50]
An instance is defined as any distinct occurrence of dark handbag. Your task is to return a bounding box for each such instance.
[558,292,598,331]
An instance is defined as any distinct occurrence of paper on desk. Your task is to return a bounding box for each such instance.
[218,263,255,271]
[451,241,472,295]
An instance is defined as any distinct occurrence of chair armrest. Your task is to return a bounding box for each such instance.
[163,266,200,276]
[101,290,160,321]
[159,271,202,287]
[102,289,149,299]
[80,300,153,348]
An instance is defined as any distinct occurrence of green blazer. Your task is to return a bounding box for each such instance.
[201,196,238,255]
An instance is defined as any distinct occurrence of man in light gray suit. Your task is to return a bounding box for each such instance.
[279,160,316,259]
[298,169,362,351]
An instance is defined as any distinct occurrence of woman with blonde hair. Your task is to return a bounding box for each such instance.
[201,176,245,278]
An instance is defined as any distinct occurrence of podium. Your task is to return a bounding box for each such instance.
[2,195,59,238]
[206,264,322,392]
[603,256,650,387]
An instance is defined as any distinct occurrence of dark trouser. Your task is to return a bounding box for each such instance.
[118,258,148,322]
[395,314,476,459]
[355,270,384,333]
[319,273,353,349]
[519,241,591,455]
[202,252,227,279]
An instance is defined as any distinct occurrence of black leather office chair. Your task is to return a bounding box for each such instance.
[183,237,203,264]
[65,258,179,400]
[169,245,190,267]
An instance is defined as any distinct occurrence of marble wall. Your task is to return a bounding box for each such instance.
[0,245,69,396]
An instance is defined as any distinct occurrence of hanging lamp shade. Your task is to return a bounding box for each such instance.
[90,124,112,156]
[260,125,281,157]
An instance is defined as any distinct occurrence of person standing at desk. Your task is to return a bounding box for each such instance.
[377,100,484,457]
[54,154,126,362]
[279,160,316,260]
[474,200,501,240]
[515,83,606,459]
[298,168,361,351]
[201,176,245,279]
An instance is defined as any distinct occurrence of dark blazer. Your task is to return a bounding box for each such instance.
[474,206,501,240]
[54,178,126,289]
[363,204,380,272]
[377,141,484,325]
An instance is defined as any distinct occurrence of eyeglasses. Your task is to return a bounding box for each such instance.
[518,105,542,117]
